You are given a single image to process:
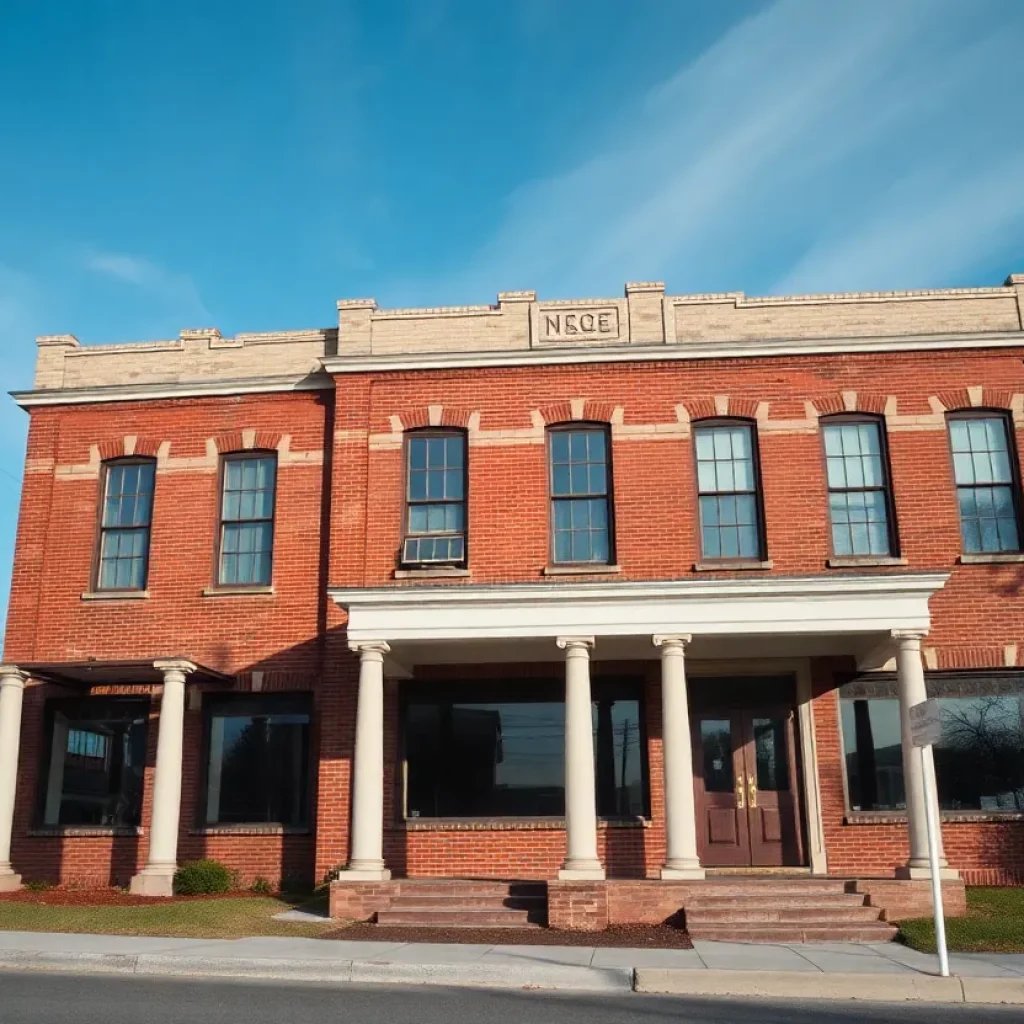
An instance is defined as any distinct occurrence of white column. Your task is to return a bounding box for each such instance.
[130,659,195,896]
[340,641,391,880]
[557,636,604,880]
[0,666,27,891]
[654,635,704,879]
[893,631,956,880]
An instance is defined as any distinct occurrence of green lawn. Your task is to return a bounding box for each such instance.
[899,887,1024,953]
[0,895,334,940]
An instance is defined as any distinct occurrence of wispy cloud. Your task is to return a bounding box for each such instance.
[83,249,213,324]
[437,0,1024,300]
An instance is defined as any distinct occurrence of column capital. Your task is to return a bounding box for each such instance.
[152,659,197,677]
[556,636,595,652]
[348,640,390,658]
[0,666,27,689]
[653,634,692,650]
[891,629,928,646]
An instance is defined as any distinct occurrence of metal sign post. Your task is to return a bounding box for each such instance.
[909,699,949,978]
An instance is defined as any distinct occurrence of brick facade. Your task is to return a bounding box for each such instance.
[3,277,1023,890]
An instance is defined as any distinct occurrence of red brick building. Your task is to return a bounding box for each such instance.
[1,276,1022,924]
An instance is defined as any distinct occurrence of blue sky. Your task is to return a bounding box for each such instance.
[1,0,1023,631]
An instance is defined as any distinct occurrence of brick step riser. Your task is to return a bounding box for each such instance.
[685,884,852,896]
[685,896,869,910]
[688,908,884,924]
[688,925,898,943]
[394,884,546,898]
[387,897,546,910]
[377,910,545,927]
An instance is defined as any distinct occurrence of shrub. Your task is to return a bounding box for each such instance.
[250,876,273,895]
[24,879,52,892]
[173,859,232,896]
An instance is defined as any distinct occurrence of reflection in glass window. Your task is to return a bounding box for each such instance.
[841,687,1024,812]
[949,416,1020,554]
[700,719,734,793]
[694,423,761,559]
[204,696,310,825]
[549,428,612,564]
[39,699,149,826]
[403,432,466,565]
[219,455,276,586]
[823,420,893,557]
[98,461,156,590]
[404,682,645,818]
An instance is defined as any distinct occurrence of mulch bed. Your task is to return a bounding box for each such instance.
[323,923,693,948]
[0,888,266,907]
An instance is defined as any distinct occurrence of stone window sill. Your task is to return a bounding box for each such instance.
[827,556,908,569]
[392,817,649,832]
[189,825,310,836]
[202,585,275,597]
[959,553,1024,565]
[693,560,773,572]
[394,567,471,579]
[81,590,150,601]
[28,826,143,838]
[844,812,1024,825]
[543,564,622,576]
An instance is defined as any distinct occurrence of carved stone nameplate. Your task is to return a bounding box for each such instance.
[537,306,620,343]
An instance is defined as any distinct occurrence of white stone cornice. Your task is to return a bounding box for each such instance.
[330,572,949,644]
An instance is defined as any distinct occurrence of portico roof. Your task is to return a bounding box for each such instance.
[329,572,950,645]
[19,658,232,687]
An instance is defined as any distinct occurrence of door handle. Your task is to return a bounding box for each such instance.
[748,774,757,809]
[735,775,745,810]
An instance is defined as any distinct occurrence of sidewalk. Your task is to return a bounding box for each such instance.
[0,930,1022,1003]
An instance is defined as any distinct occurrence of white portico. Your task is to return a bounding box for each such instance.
[329,572,952,883]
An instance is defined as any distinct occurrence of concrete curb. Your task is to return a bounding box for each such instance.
[0,951,633,992]
[633,968,1024,1004]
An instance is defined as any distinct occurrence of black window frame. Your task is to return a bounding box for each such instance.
[820,413,900,559]
[401,428,468,569]
[94,457,157,592]
[946,410,1023,555]
[398,677,649,821]
[547,422,616,567]
[215,450,278,588]
[692,418,767,563]
[34,695,151,829]
[199,692,313,828]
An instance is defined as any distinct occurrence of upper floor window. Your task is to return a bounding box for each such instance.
[822,417,896,558]
[549,425,613,565]
[97,459,156,591]
[694,421,763,561]
[218,454,276,586]
[948,414,1021,554]
[403,431,466,566]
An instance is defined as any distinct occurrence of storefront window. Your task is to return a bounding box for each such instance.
[38,698,149,827]
[203,695,310,825]
[840,675,1024,813]
[403,680,647,818]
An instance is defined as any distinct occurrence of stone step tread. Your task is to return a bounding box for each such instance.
[685,894,869,909]
[688,924,898,943]
[377,909,541,926]
[687,882,852,893]
[687,907,884,923]
[387,896,546,909]
[393,883,546,897]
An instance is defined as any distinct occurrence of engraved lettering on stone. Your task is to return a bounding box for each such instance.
[564,314,578,334]
[540,307,619,342]
[579,313,595,331]
[598,313,612,333]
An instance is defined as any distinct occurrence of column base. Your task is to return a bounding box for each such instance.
[129,867,176,897]
[558,860,605,881]
[0,869,22,892]
[660,864,705,880]
[338,861,391,881]
[896,865,961,881]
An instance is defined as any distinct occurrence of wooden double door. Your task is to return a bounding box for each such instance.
[691,679,805,868]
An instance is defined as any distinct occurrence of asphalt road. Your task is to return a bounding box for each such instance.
[0,972,1019,1023]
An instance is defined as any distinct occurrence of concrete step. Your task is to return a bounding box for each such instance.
[386,895,546,910]
[688,905,884,925]
[687,922,898,943]
[686,880,852,896]
[376,908,544,928]
[685,894,869,910]
[393,882,546,898]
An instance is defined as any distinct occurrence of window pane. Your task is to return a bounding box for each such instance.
[700,719,734,794]
[206,701,310,825]
[41,701,149,826]
[550,431,570,463]
[410,438,427,470]
[593,698,644,816]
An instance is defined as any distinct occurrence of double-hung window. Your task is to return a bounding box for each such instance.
[948,414,1021,554]
[97,460,156,590]
[822,417,896,558]
[403,431,467,566]
[549,426,613,565]
[218,454,276,586]
[694,421,763,560]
